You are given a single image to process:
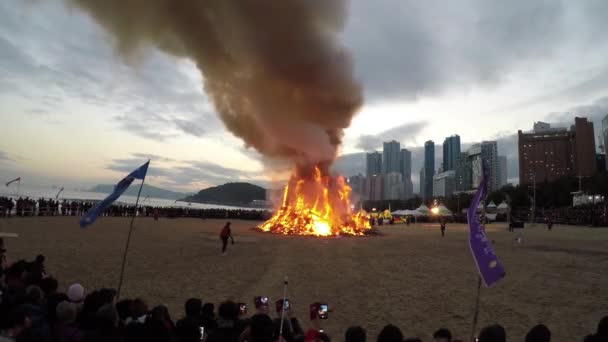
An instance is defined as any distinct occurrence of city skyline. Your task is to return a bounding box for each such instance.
[1,0,608,192]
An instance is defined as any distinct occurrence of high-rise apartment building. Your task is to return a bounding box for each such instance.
[400,148,412,199]
[498,156,508,187]
[468,141,499,192]
[423,140,435,200]
[366,152,382,176]
[455,152,471,191]
[382,141,401,174]
[383,172,404,200]
[442,135,461,171]
[364,174,384,201]
[433,170,456,197]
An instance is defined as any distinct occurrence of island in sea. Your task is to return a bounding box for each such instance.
[180,182,270,208]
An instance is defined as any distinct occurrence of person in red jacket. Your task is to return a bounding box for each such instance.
[220,222,234,255]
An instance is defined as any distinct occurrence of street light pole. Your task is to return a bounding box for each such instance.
[532,173,536,226]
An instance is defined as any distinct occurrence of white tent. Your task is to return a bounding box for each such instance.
[436,204,452,216]
[486,201,497,208]
[416,204,430,215]
[497,201,509,214]
[406,209,424,217]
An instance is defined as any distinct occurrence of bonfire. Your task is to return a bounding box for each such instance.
[258,165,371,236]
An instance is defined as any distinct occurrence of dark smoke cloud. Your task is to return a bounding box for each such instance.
[67,0,362,165]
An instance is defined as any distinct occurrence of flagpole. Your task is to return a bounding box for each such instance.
[469,276,482,341]
[116,164,148,300]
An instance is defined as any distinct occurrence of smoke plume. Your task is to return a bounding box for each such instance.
[67,0,362,166]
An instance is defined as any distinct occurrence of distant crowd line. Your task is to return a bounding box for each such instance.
[0,197,270,221]
[0,250,606,342]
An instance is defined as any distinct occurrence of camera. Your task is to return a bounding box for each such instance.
[318,304,328,319]
[238,303,247,315]
[309,302,328,320]
[254,296,269,308]
[275,299,290,313]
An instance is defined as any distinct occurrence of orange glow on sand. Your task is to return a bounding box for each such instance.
[258,165,371,236]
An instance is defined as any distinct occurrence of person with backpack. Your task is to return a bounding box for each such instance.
[220,222,234,255]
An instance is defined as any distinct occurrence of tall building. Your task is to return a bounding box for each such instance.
[455,152,472,191]
[423,140,435,200]
[519,126,574,185]
[419,168,425,197]
[468,141,499,192]
[348,174,364,199]
[442,135,461,171]
[400,149,412,199]
[498,156,508,187]
[603,114,608,170]
[382,141,401,174]
[383,172,403,200]
[364,174,384,201]
[481,141,499,191]
[518,118,597,185]
[433,170,456,197]
[573,117,597,177]
[366,152,382,176]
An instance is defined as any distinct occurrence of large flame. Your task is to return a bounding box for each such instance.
[259,166,370,236]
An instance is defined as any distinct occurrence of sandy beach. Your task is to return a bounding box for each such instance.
[1,217,607,341]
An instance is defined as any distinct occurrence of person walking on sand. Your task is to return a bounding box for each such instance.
[220,222,234,255]
[440,220,446,237]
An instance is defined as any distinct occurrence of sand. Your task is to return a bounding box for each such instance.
[1,217,607,341]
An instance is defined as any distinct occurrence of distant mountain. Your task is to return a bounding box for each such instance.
[89,184,189,200]
[181,182,266,206]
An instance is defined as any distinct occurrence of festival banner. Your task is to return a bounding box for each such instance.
[80,161,149,228]
[5,177,20,187]
[467,162,506,287]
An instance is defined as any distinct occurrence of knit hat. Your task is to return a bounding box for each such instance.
[67,283,85,303]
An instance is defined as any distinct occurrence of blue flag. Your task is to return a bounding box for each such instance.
[80,161,149,228]
[468,161,505,287]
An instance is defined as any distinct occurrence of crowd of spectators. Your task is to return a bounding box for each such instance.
[0,196,270,221]
[0,248,606,341]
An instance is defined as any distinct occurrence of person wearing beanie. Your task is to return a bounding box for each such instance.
[67,284,85,304]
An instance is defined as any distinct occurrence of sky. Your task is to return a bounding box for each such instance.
[1,0,608,192]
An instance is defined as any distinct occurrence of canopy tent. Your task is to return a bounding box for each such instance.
[497,201,509,214]
[436,204,452,216]
[416,204,430,216]
[392,209,424,217]
[486,201,497,208]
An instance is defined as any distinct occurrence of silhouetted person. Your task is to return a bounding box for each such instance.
[377,324,403,342]
[433,328,452,342]
[478,324,506,342]
[525,324,551,342]
[220,222,234,255]
[584,316,608,342]
[345,326,366,342]
[440,220,446,237]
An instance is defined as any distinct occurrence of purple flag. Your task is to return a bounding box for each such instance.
[467,162,506,287]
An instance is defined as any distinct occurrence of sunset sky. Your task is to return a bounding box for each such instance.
[1,0,607,191]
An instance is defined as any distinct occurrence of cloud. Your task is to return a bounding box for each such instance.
[0,0,222,141]
[130,153,176,163]
[173,118,206,137]
[355,121,428,151]
[0,150,13,163]
[345,0,608,102]
[105,154,264,190]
